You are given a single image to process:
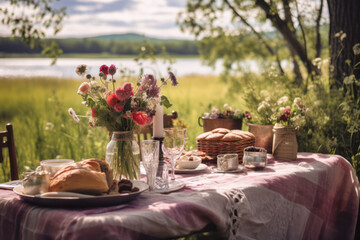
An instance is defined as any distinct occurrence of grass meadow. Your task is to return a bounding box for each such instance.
[0,75,245,182]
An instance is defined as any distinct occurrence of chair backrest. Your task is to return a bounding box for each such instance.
[135,111,178,147]
[0,123,19,180]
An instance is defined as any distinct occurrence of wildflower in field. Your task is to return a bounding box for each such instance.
[68,108,80,123]
[75,64,87,77]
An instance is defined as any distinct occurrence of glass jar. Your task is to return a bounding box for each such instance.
[243,146,267,169]
[105,131,140,180]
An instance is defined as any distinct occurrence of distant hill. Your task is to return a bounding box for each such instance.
[87,33,183,42]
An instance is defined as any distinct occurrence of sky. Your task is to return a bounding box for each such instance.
[0,0,193,40]
[0,0,328,40]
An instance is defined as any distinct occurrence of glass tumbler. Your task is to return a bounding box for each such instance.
[140,140,160,191]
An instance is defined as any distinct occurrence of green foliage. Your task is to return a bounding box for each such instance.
[0,0,66,62]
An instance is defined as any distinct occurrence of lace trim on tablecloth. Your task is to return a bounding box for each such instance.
[222,186,294,240]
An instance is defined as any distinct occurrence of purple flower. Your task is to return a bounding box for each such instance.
[146,84,160,98]
[142,74,157,88]
[168,72,178,86]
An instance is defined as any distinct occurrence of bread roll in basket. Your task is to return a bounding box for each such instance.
[196,128,255,162]
[49,159,113,195]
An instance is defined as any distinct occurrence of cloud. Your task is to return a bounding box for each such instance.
[0,0,193,39]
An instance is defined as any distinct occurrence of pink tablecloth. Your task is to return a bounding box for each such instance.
[0,153,359,240]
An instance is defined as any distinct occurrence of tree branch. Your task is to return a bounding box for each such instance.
[223,0,284,74]
[255,0,318,77]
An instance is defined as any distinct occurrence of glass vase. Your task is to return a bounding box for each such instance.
[105,131,140,180]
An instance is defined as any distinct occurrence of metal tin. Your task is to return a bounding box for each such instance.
[217,153,239,171]
[243,146,267,169]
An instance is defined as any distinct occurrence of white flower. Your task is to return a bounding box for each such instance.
[45,122,54,131]
[148,97,160,109]
[279,107,285,112]
[131,97,137,108]
[277,96,289,105]
[234,109,242,118]
[265,97,271,102]
[223,104,229,109]
[340,32,347,42]
[257,101,269,112]
[209,112,218,119]
[344,75,355,85]
[68,108,80,123]
[203,112,211,119]
[353,43,360,55]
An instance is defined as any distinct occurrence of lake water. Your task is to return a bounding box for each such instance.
[0,58,260,78]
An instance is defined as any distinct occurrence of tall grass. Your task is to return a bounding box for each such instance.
[0,75,244,182]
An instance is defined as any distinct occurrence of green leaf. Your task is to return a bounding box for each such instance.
[161,95,172,108]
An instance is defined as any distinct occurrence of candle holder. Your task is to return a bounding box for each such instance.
[153,137,165,164]
[153,137,168,190]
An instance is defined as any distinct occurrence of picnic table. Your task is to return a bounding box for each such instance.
[0,153,359,239]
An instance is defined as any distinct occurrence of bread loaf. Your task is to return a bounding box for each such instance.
[49,165,108,195]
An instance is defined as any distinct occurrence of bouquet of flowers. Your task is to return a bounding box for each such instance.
[201,104,244,120]
[69,64,178,179]
[244,96,308,127]
[276,97,307,127]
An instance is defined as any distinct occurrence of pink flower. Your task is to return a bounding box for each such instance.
[109,64,117,75]
[106,93,118,108]
[77,82,90,95]
[131,112,147,126]
[114,102,124,112]
[100,65,109,75]
[115,83,134,101]
[123,82,133,93]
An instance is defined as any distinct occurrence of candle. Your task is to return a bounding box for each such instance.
[153,103,164,137]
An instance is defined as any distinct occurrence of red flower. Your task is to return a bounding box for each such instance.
[131,112,147,126]
[115,83,134,101]
[91,108,98,117]
[106,93,118,108]
[280,114,288,121]
[100,65,109,75]
[114,102,124,112]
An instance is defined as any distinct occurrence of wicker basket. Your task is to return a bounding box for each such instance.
[196,129,255,162]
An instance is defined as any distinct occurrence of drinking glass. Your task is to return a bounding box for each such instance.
[140,140,160,191]
[162,128,186,181]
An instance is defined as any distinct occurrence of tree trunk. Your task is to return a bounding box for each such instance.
[256,0,319,78]
[327,0,360,88]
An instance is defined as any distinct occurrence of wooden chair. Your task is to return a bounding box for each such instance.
[0,123,18,180]
[135,111,178,146]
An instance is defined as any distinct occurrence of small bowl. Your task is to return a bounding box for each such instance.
[40,159,75,177]
[176,156,202,169]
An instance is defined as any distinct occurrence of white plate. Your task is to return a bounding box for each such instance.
[154,181,185,194]
[13,180,148,208]
[213,165,244,173]
[174,163,208,173]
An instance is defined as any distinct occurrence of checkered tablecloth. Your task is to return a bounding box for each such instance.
[0,153,359,240]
